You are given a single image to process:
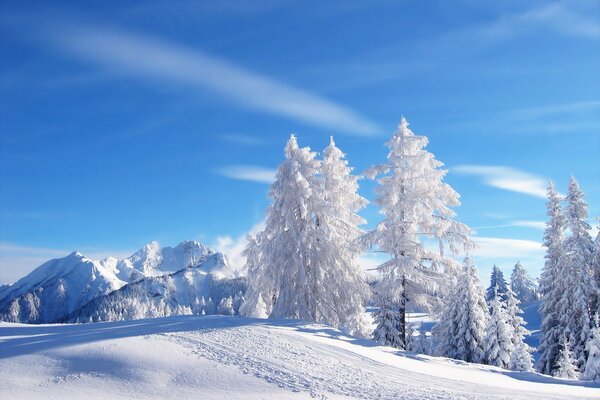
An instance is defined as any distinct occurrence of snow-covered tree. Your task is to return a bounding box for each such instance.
[510,342,534,372]
[363,118,473,348]
[308,136,370,334]
[583,316,600,381]
[435,256,487,363]
[372,292,404,348]
[218,296,234,316]
[590,224,600,323]
[537,181,566,375]
[241,135,320,320]
[510,262,537,305]
[484,291,514,368]
[505,288,533,371]
[557,177,594,372]
[411,323,431,355]
[486,265,508,302]
[554,335,579,379]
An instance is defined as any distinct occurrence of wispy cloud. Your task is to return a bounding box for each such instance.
[484,1,600,40]
[43,24,378,136]
[216,165,276,184]
[473,220,546,231]
[473,236,544,259]
[507,100,600,120]
[453,165,548,199]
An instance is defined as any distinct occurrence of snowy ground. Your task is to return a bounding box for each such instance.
[1,316,598,400]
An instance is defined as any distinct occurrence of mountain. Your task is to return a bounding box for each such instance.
[0,240,237,323]
[66,252,246,323]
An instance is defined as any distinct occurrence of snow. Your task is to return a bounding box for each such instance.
[1,316,598,400]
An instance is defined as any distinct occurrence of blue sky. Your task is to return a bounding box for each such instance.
[1,0,598,284]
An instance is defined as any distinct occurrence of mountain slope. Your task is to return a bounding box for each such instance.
[66,253,246,322]
[0,240,234,323]
[1,316,597,400]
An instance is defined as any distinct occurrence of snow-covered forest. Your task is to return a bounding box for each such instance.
[1,119,599,386]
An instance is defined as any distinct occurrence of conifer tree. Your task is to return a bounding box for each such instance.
[372,293,403,348]
[241,135,320,320]
[510,262,538,305]
[582,316,600,381]
[486,265,508,302]
[309,136,370,335]
[364,118,473,348]
[537,182,566,375]
[484,291,514,368]
[554,335,579,379]
[433,257,488,363]
[505,288,533,371]
[557,177,594,372]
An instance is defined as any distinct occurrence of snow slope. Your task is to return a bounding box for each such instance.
[65,253,246,322]
[0,240,234,323]
[1,316,597,400]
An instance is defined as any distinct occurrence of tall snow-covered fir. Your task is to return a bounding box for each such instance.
[537,182,566,375]
[310,136,370,335]
[433,256,487,363]
[484,290,514,369]
[557,177,594,373]
[583,315,600,381]
[240,135,321,321]
[510,262,538,305]
[241,135,370,334]
[486,265,509,302]
[364,117,473,349]
[505,288,534,371]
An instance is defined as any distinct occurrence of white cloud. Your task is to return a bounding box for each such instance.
[484,2,600,40]
[508,100,600,120]
[219,134,265,146]
[47,24,379,136]
[511,220,546,230]
[212,221,265,271]
[453,165,548,199]
[216,165,276,184]
[0,242,133,284]
[472,236,544,259]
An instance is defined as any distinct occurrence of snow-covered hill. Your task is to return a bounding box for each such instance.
[1,315,597,400]
[0,240,236,323]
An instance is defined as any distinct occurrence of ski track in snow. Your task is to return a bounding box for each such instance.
[164,326,504,400]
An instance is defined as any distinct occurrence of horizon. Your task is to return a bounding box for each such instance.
[1,1,599,284]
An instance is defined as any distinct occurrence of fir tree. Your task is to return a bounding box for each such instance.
[537,182,566,375]
[484,291,514,369]
[582,316,600,381]
[486,265,508,302]
[510,262,538,305]
[309,136,370,335]
[435,256,487,363]
[505,288,533,371]
[364,118,473,348]
[372,292,404,348]
[241,135,321,320]
[554,335,579,379]
[557,177,594,372]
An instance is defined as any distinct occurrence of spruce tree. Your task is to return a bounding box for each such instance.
[557,177,594,372]
[438,257,488,363]
[310,136,370,335]
[484,291,514,369]
[486,265,508,302]
[241,135,320,320]
[510,262,538,305]
[537,182,566,375]
[364,118,473,348]
[582,316,600,381]
[554,335,579,379]
[505,288,533,371]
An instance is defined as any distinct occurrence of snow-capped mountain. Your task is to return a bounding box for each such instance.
[66,252,246,323]
[0,240,237,323]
